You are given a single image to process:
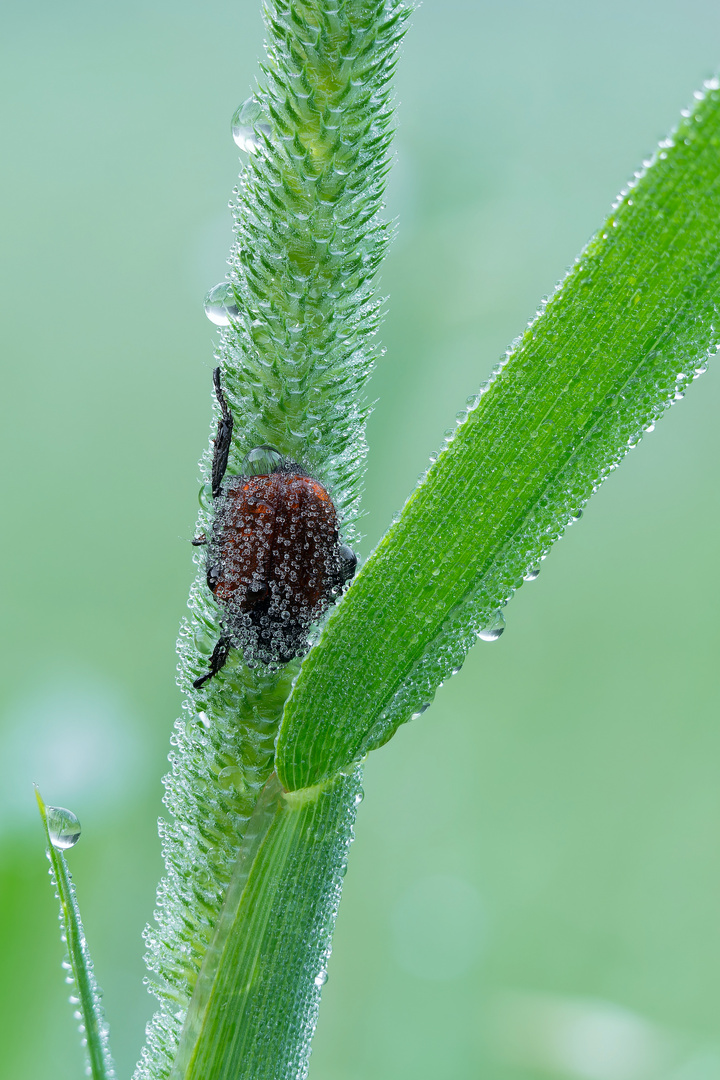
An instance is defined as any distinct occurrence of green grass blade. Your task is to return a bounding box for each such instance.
[36,790,116,1080]
[169,768,362,1080]
[277,77,720,791]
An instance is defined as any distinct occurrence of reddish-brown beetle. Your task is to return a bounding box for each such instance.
[192,368,356,688]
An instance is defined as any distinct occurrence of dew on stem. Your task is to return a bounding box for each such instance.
[203,282,239,327]
[231,96,272,154]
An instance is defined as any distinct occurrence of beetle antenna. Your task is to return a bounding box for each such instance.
[211,367,233,498]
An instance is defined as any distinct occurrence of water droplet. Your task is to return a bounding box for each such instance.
[314,970,328,987]
[47,806,82,849]
[241,445,284,476]
[231,96,272,153]
[477,610,505,642]
[218,765,245,793]
[204,282,239,327]
[523,567,541,582]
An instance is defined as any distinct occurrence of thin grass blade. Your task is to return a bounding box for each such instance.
[36,789,116,1080]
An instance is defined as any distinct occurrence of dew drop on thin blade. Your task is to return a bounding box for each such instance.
[231,96,272,153]
[477,610,506,642]
[204,282,239,327]
[46,805,82,849]
[241,445,284,476]
[523,566,541,582]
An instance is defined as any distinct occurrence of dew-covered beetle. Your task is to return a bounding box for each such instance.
[192,368,357,688]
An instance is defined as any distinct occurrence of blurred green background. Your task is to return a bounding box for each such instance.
[2,1,720,1077]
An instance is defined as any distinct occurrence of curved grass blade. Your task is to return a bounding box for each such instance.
[36,789,116,1080]
[277,78,720,791]
[169,768,362,1080]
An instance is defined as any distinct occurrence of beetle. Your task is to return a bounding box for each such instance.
[192,368,357,688]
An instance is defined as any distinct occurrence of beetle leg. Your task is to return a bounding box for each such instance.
[337,544,357,585]
[193,635,231,689]
[211,367,234,498]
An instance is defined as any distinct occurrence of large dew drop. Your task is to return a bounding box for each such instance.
[477,610,506,642]
[231,96,272,153]
[241,445,284,476]
[204,282,239,327]
[47,805,82,849]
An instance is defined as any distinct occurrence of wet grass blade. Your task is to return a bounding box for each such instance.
[36,789,116,1080]
[276,78,720,791]
[169,769,362,1080]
